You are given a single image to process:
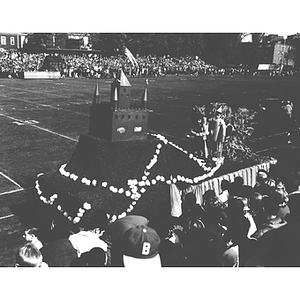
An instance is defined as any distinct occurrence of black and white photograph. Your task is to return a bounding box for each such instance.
[0,1,299,298]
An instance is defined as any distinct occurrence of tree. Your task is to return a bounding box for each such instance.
[90,33,127,54]
[52,33,68,49]
[202,33,242,67]
[24,33,53,49]
[23,33,68,49]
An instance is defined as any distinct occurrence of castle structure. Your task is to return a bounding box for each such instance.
[89,69,149,142]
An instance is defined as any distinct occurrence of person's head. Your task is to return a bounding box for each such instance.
[256,169,268,183]
[203,190,216,203]
[239,185,254,199]
[205,204,225,225]
[270,189,288,207]
[264,177,276,188]
[234,176,244,187]
[184,193,197,210]
[23,227,40,243]
[80,247,106,266]
[227,196,246,216]
[86,209,109,232]
[262,196,279,217]
[249,192,263,213]
[185,216,205,232]
[122,225,161,267]
[15,243,43,267]
[221,179,231,192]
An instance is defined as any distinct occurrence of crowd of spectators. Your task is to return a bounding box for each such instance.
[15,166,300,267]
[1,48,299,79]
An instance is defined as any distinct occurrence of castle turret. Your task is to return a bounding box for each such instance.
[141,79,148,109]
[110,69,132,109]
[89,69,149,142]
[93,84,100,105]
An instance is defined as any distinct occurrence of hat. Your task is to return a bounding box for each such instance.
[257,169,268,179]
[122,225,161,267]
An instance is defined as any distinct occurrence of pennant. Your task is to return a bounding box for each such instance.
[124,47,138,67]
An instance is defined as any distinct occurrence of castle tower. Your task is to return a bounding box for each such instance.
[89,69,149,142]
[110,70,132,109]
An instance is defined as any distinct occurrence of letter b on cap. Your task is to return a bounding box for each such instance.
[141,242,151,255]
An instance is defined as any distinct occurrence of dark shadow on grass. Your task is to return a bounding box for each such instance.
[9,187,41,228]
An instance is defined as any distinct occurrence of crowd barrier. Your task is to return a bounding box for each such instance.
[23,71,61,79]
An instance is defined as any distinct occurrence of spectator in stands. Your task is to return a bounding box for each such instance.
[15,243,48,267]
[1,49,280,80]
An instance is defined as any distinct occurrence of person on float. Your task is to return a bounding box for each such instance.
[190,114,209,158]
[189,105,209,158]
[281,100,293,142]
[208,107,227,159]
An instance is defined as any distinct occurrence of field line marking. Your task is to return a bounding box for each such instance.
[250,131,287,142]
[0,188,25,196]
[0,113,78,142]
[0,172,23,189]
[30,124,78,142]
[0,94,88,116]
[255,145,286,153]
[0,214,15,220]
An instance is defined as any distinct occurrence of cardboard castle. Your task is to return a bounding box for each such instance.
[89,69,149,142]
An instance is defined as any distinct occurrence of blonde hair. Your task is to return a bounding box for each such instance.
[15,243,43,267]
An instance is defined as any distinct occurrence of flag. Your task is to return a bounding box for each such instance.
[124,47,138,67]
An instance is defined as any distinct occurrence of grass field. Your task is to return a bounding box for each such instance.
[0,74,299,266]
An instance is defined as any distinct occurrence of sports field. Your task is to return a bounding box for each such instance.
[0,74,299,266]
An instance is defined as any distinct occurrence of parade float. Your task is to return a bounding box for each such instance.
[35,70,276,228]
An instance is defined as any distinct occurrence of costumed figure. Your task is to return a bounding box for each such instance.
[281,100,294,143]
[189,105,209,158]
[208,107,227,159]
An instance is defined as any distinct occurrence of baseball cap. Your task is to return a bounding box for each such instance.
[122,225,161,267]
